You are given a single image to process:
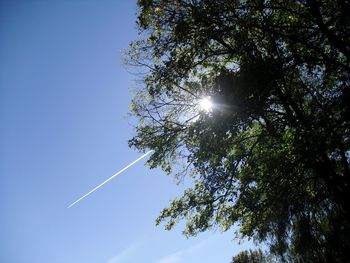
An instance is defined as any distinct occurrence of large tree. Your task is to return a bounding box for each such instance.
[127,0,350,261]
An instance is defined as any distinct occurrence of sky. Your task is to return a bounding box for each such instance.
[0,1,255,262]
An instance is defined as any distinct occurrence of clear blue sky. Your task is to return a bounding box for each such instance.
[0,1,255,262]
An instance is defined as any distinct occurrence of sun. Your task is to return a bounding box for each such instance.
[199,96,213,112]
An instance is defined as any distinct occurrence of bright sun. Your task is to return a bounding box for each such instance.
[199,96,213,112]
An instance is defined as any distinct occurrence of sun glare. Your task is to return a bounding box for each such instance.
[199,97,213,112]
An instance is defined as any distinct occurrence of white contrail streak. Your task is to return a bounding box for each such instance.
[67,150,153,208]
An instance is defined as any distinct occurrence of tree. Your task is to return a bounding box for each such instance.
[127,0,350,261]
[231,249,276,263]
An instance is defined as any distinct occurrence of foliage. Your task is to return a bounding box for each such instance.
[127,0,350,261]
[231,249,276,263]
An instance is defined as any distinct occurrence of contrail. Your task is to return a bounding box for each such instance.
[67,150,153,208]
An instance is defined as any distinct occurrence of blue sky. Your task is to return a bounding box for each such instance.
[0,1,255,262]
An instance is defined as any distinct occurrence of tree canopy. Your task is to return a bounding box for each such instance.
[127,0,350,261]
[231,249,276,263]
